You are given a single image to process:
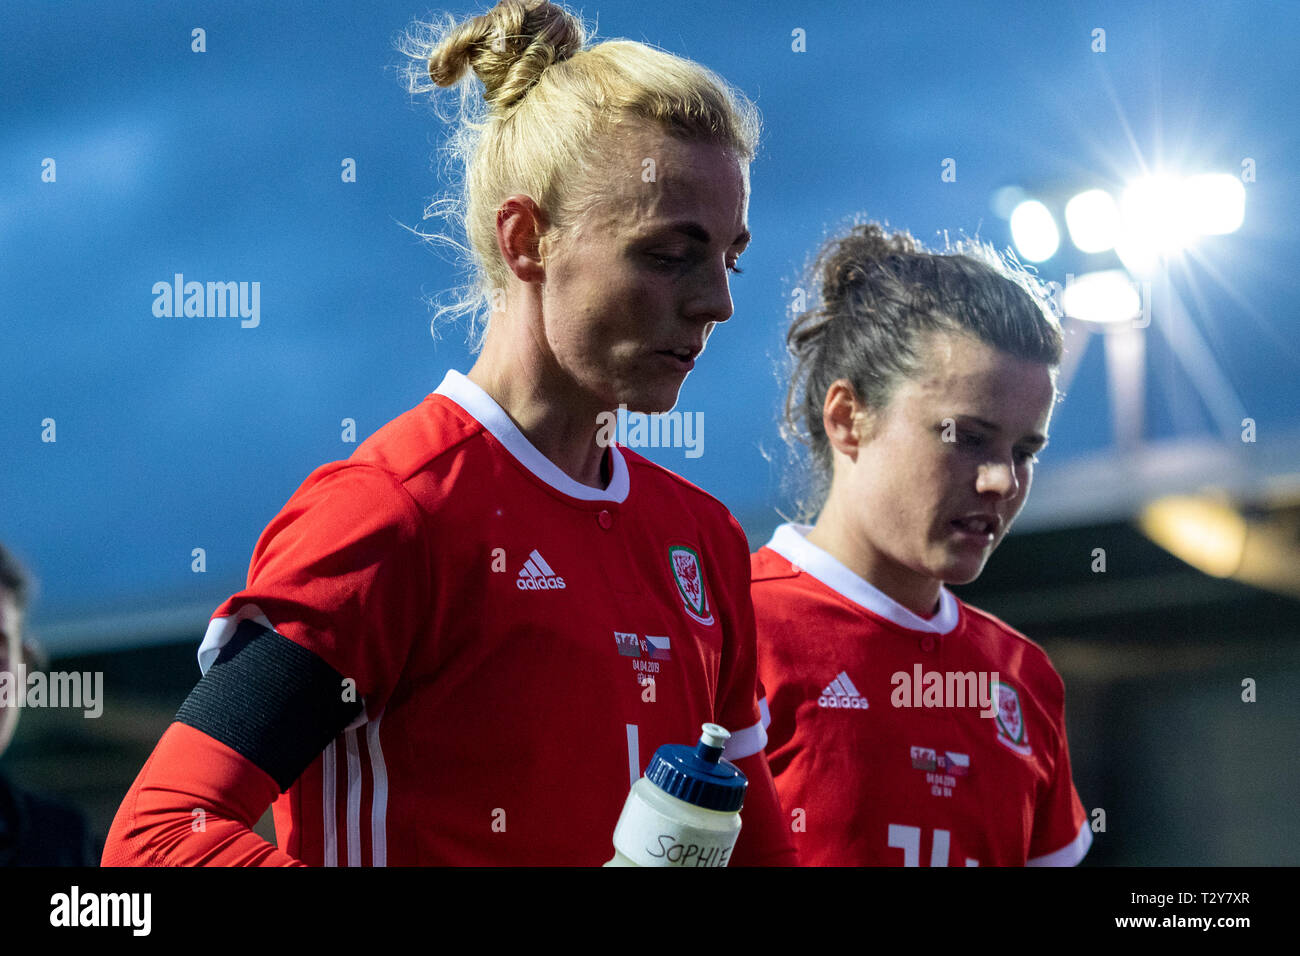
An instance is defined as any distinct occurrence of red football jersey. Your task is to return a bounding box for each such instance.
[753,524,1091,867]
[189,371,791,865]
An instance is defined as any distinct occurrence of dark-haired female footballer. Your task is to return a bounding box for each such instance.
[753,222,1091,866]
[103,0,795,866]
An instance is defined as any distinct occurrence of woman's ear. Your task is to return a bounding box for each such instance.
[822,379,871,462]
[495,194,548,284]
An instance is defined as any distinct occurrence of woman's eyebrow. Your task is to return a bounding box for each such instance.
[659,222,751,249]
[957,414,1048,447]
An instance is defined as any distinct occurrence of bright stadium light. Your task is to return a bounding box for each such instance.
[1115,172,1247,274]
[1139,495,1246,579]
[1184,173,1246,235]
[1064,188,1121,253]
[1115,175,1187,274]
[1139,490,1300,599]
[1009,199,1060,262]
[1061,269,1142,324]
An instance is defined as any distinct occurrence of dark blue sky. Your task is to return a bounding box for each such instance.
[4,0,1298,645]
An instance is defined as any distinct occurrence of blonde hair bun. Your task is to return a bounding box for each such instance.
[428,0,585,112]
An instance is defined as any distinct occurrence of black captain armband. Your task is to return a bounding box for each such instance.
[174,619,364,792]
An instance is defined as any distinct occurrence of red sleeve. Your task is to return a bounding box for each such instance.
[105,463,428,867]
[1027,683,1091,866]
[102,722,305,867]
[713,515,798,867]
[729,751,799,866]
[209,463,428,713]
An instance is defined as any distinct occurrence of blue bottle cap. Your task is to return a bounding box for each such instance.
[644,723,747,812]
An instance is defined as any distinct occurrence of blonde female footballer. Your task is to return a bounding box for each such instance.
[753,222,1091,866]
[104,0,795,866]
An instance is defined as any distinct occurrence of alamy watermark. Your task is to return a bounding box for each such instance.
[0,665,103,718]
[151,274,260,328]
[50,886,150,936]
[891,665,998,718]
[596,405,704,459]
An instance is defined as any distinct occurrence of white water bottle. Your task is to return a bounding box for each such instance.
[605,723,747,867]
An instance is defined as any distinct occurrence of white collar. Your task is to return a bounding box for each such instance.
[764,523,960,634]
[433,369,630,503]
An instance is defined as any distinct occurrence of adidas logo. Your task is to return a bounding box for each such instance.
[516,549,566,591]
[818,670,869,709]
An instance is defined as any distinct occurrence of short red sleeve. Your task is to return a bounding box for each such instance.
[713,516,797,867]
[207,462,430,719]
[713,515,765,751]
[1027,694,1091,866]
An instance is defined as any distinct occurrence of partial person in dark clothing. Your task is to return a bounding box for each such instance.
[0,542,100,866]
[0,769,99,866]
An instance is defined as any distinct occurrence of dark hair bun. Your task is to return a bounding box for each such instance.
[821,222,918,307]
